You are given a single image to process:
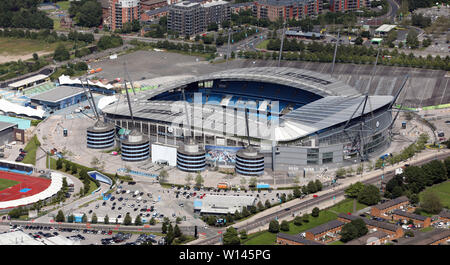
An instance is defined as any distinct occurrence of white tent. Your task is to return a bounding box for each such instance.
[0,99,45,119]
[58,75,114,90]
[97,95,117,110]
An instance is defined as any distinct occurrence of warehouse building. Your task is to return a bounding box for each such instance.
[7,74,50,90]
[30,86,87,111]
[193,194,256,215]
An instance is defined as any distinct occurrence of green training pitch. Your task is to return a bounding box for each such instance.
[0,178,20,192]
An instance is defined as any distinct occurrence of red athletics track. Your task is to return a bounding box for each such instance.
[0,171,51,202]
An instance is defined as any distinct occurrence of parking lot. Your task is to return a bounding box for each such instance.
[4,223,164,245]
[71,179,294,227]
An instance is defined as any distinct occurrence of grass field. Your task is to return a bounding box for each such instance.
[0,37,61,56]
[256,40,269,50]
[242,198,368,245]
[56,1,70,10]
[22,135,41,165]
[0,178,20,192]
[419,181,450,209]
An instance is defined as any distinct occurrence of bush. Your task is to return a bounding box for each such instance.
[293,216,302,226]
[280,220,290,231]
[268,220,279,233]
[311,207,320,217]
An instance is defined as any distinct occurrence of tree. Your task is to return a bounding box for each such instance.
[53,44,69,62]
[104,214,109,224]
[55,210,65,222]
[345,182,365,198]
[355,36,363,45]
[33,53,39,61]
[185,174,193,185]
[421,191,443,214]
[314,179,322,191]
[162,221,168,234]
[294,216,302,226]
[249,177,257,187]
[67,214,74,223]
[293,187,302,198]
[123,213,132,225]
[280,220,289,231]
[265,200,271,209]
[76,0,102,27]
[159,169,168,183]
[352,218,368,237]
[166,223,175,245]
[307,181,317,194]
[71,163,78,175]
[195,173,204,188]
[268,220,279,233]
[336,168,346,178]
[340,222,359,242]
[91,213,97,224]
[311,207,320,217]
[174,224,181,238]
[82,213,87,223]
[64,161,71,172]
[357,184,381,205]
[406,29,419,49]
[223,226,240,245]
[135,215,142,226]
[239,230,247,240]
[257,201,265,211]
[56,158,63,170]
[149,217,156,225]
[302,214,309,223]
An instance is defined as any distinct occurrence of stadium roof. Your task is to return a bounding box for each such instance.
[30,86,85,103]
[136,67,361,100]
[103,67,393,142]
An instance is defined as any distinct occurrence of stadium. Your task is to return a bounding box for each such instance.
[101,67,399,174]
[0,160,63,212]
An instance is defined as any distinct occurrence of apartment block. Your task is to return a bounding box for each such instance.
[167,0,230,36]
[253,0,323,22]
[111,0,142,31]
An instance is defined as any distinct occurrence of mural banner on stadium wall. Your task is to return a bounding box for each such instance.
[205,145,243,165]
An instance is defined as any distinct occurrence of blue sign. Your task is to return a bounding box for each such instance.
[381,175,384,179]
[158,195,161,201]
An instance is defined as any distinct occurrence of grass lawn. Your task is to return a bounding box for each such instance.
[243,199,368,245]
[256,40,269,49]
[56,1,71,11]
[0,178,20,191]
[328,240,345,245]
[420,227,434,232]
[22,135,41,165]
[419,181,450,209]
[0,37,61,56]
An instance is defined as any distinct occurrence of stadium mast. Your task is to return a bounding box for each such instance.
[80,79,100,120]
[277,19,287,67]
[330,30,340,77]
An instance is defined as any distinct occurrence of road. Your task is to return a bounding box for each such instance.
[190,149,450,245]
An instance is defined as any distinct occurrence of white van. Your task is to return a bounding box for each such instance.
[126,190,130,194]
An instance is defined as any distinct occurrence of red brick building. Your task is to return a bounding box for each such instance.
[329,0,363,12]
[276,233,324,245]
[141,0,168,11]
[254,0,323,22]
[400,229,450,245]
[391,210,431,228]
[110,0,141,31]
[338,213,404,240]
[304,219,345,243]
[370,196,409,218]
